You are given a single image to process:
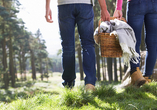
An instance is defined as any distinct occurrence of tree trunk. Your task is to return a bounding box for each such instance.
[101,57,104,80]
[114,58,118,82]
[2,37,9,89]
[119,58,122,80]
[101,57,106,81]
[39,55,43,81]
[22,53,26,81]
[19,52,23,81]
[30,47,36,80]
[104,58,107,81]
[95,45,101,81]
[23,60,26,81]
[14,55,18,81]
[77,44,84,80]
[1,23,9,89]
[9,35,15,87]
[46,58,49,80]
[107,58,112,83]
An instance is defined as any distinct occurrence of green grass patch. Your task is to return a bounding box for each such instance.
[0,80,157,110]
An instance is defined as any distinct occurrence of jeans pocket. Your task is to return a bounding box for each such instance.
[127,0,142,16]
[152,1,157,13]
[79,4,94,19]
[58,5,71,20]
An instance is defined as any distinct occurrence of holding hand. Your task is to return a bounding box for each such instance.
[101,10,110,21]
[113,10,123,20]
[98,0,110,21]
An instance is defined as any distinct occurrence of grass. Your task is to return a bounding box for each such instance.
[0,77,157,110]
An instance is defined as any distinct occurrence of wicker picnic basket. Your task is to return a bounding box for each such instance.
[98,17,126,58]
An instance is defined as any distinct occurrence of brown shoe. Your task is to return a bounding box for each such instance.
[144,77,151,84]
[85,84,95,92]
[131,67,146,87]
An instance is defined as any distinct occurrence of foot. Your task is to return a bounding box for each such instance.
[130,67,146,87]
[62,80,75,89]
[85,84,95,92]
[144,76,151,84]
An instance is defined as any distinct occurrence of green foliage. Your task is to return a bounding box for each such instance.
[93,85,116,98]
[0,10,9,18]
[60,87,94,107]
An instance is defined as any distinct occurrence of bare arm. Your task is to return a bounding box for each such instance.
[45,0,53,23]
[98,0,110,21]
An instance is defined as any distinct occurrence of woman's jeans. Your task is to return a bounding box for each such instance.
[58,4,96,87]
[127,0,157,76]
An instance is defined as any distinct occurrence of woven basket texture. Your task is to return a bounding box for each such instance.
[99,33,122,57]
[98,17,126,58]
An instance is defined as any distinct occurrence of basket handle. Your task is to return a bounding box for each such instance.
[98,17,126,33]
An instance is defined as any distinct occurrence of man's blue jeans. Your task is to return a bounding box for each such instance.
[127,0,157,76]
[58,4,96,87]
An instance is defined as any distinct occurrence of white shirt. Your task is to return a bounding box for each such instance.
[58,0,94,6]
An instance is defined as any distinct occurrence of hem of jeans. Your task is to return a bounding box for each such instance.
[85,82,95,86]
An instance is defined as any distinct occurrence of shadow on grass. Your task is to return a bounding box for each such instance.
[13,80,50,88]
[0,88,60,103]
[0,80,60,103]
[14,81,35,88]
[93,81,157,110]
[0,90,28,103]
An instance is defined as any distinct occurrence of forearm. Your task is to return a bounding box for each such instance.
[98,0,108,12]
[45,0,53,23]
[46,0,51,11]
[98,0,110,21]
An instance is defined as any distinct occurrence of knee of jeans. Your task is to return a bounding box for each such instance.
[82,44,95,49]
[62,46,75,56]
[81,41,95,47]
[82,45,95,54]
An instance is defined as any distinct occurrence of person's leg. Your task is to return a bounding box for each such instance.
[143,5,157,79]
[58,4,76,88]
[76,4,97,86]
[126,0,146,86]
[127,0,145,70]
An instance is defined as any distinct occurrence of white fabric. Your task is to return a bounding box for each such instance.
[110,19,140,65]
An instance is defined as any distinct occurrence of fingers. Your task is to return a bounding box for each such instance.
[105,16,110,21]
[45,9,53,23]
[101,17,110,21]
[45,15,53,23]
[113,10,123,20]
[101,10,110,21]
